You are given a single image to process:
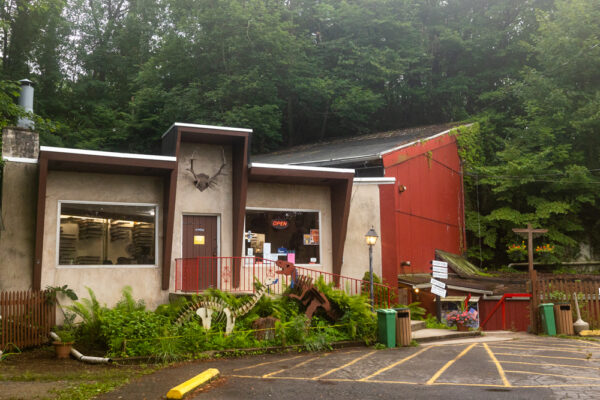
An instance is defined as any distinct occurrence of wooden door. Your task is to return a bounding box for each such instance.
[182,215,218,291]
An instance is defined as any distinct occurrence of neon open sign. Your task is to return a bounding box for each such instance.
[271,219,289,229]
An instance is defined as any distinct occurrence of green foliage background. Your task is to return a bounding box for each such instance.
[0,0,599,265]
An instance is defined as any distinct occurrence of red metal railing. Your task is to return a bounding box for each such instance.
[480,293,532,330]
[174,257,392,307]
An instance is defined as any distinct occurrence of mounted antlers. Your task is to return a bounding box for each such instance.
[187,147,226,192]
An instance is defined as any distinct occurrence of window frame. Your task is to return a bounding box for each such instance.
[244,207,322,267]
[56,200,159,268]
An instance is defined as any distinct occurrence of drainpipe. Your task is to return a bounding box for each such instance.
[49,331,112,364]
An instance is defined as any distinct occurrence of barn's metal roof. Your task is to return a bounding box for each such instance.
[253,123,460,166]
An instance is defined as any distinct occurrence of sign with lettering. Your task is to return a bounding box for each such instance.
[432,260,448,268]
[432,266,448,273]
[194,235,205,245]
[271,219,289,229]
[430,278,446,289]
[432,271,448,280]
[431,285,446,298]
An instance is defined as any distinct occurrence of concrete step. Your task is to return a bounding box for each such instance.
[410,320,426,332]
[411,328,482,344]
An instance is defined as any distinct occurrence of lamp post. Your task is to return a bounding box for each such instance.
[365,227,378,310]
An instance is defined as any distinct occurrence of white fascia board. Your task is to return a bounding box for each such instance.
[251,162,354,174]
[161,122,253,138]
[40,146,177,162]
[289,153,380,166]
[353,177,396,185]
[378,123,474,157]
[2,156,38,164]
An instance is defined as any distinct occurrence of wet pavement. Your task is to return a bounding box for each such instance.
[100,336,600,399]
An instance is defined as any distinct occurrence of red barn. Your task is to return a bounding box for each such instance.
[255,123,468,288]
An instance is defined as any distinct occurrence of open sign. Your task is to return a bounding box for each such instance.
[271,219,289,229]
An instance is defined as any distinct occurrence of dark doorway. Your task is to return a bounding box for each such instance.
[182,215,219,291]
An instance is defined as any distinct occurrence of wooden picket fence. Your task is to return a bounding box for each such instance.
[532,272,600,331]
[0,290,55,351]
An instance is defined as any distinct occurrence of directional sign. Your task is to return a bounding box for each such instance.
[432,266,448,273]
[432,260,448,268]
[431,285,447,298]
[432,271,448,280]
[430,278,446,289]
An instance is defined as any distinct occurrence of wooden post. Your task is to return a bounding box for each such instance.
[512,223,548,280]
[530,269,538,333]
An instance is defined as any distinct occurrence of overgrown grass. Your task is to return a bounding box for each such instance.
[48,366,159,400]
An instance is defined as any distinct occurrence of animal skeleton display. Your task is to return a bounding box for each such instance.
[186,148,226,191]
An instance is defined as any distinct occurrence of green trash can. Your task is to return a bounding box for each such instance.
[377,309,397,348]
[539,303,557,336]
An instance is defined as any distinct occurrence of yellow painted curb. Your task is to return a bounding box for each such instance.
[579,330,600,337]
[166,368,220,399]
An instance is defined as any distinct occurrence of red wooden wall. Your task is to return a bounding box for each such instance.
[380,133,466,279]
[479,299,531,331]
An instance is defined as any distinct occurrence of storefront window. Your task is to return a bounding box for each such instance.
[245,210,320,264]
[58,202,157,266]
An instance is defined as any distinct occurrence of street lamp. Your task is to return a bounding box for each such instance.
[365,227,378,309]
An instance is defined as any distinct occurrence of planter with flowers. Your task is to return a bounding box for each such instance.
[507,242,527,262]
[535,243,559,264]
[445,309,478,331]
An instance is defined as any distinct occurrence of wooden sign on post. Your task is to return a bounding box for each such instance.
[432,271,448,279]
[430,278,446,289]
[431,285,447,298]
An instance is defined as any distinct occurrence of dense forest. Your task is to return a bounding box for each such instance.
[0,0,598,267]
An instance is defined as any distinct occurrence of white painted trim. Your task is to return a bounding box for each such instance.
[353,177,396,185]
[288,154,380,165]
[161,122,253,138]
[244,207,323,267]
[2,156,38,164]
[251,162,354,174]
[56,200,160,268]
[41,146,176,162]
[379,124,473,157]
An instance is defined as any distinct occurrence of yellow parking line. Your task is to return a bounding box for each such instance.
[489,344,590,354]
[231,374,600,388]
[517,383,600,388]
[495,360,600,370]
[364,379,420,385]
[483,343,511,387]
[232,354,305,371]
[495,353,592,361]
[432,382,510,388]
[311,350,376,380]
[505,370,600,381]
[263,353,330,378]
[426,343,477,385]
[512,339,600,349]
[359,347,432,381]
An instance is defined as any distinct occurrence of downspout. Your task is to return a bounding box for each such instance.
[49,331,112,364]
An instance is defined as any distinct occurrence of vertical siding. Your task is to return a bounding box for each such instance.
[382,134,465,275]
[479,299,531,331]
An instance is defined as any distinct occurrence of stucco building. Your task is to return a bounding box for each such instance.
[1,122,392,309]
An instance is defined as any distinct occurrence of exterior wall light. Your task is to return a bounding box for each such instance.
[365,227,378,309]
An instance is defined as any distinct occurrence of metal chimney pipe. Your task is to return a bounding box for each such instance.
[17,79,34,129]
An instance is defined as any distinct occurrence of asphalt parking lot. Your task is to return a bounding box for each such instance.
[101,336,600,399]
